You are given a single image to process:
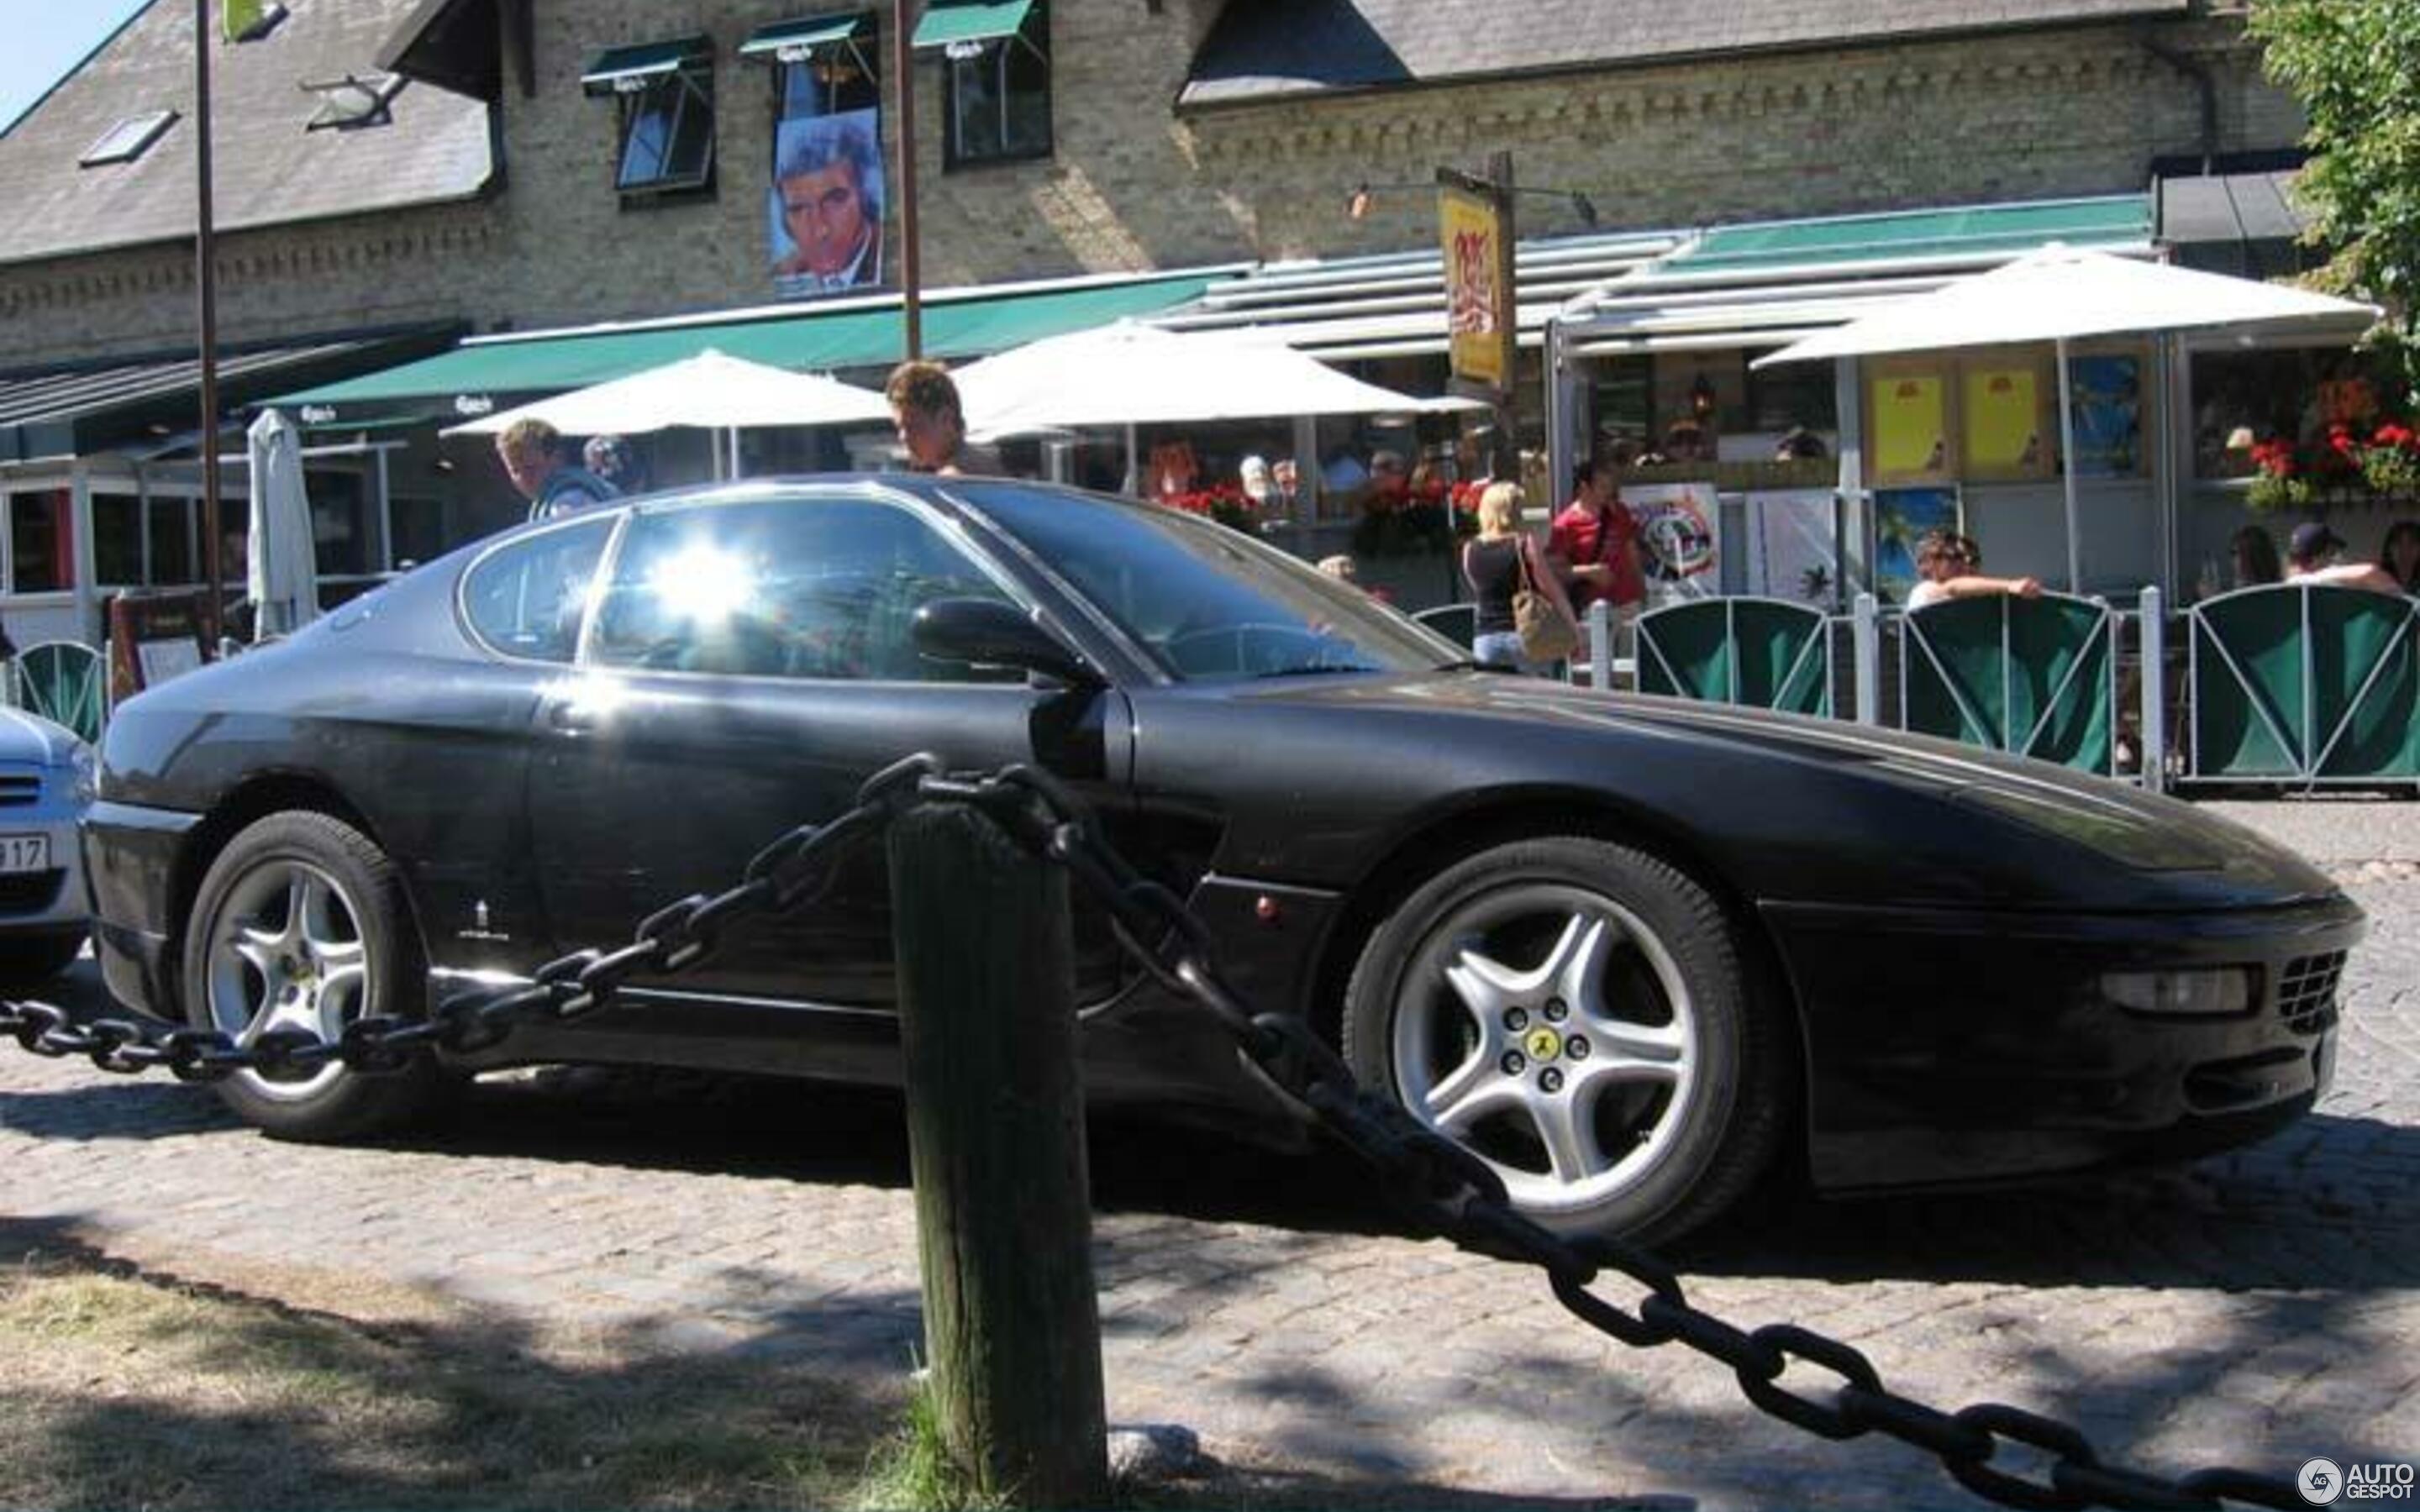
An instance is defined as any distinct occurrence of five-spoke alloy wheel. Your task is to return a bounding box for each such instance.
[1344,837,1786,1244]
[181,811,445,1140]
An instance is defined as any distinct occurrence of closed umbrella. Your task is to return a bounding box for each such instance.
[245,407,318,639]
[1751,247,2378,590]
[444,349,892,478]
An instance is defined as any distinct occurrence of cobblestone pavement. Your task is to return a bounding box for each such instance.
[5,800,2417,1508]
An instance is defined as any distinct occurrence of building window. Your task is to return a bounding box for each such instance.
[583,39,717,197]
[918,0,1050,167]
[80,110,177,168]
[95,496,141,587]
[743,13,881,120]
[8,491,74,594]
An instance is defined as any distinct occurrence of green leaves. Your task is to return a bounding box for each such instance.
[2252,0,2420,406]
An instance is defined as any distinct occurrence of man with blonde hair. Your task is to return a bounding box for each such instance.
[496,417,615,523]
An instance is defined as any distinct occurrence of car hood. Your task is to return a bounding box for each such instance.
[0,705,85,767]
[1203,670,2336,905]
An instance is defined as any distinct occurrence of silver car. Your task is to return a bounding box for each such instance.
[0,706,93,981]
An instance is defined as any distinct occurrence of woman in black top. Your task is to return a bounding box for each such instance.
[1461,481,1572,673]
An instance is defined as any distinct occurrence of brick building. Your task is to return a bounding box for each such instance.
[0,0,2312,639]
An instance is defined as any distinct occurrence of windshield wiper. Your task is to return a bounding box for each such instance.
[1431,658,1503,673]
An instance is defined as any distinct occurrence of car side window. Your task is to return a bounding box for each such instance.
[586,496,1023,682]
[460,516,616,663]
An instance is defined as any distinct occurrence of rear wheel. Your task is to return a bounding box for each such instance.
[1343,837,1786,1245]
[181,811,445,1140]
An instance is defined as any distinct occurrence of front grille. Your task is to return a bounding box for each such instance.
[2276,951,2345,1036]
[0,869,64,916]
[0,773,40,807]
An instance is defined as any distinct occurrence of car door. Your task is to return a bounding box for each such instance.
[524,486,1128,1025]
[420,512,622,975]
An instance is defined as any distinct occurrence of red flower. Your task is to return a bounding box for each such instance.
[2374,422,2416,451]
[2249,438,2298,477]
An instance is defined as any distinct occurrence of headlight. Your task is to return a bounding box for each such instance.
[2102,968,2254,1017]
[70,744,97,806]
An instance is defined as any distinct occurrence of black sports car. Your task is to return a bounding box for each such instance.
[84,476,2360,1241]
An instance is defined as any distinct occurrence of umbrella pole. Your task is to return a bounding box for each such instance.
[729,428,742,480]
[1123,423,1138,497]
[2058,338,2081,594]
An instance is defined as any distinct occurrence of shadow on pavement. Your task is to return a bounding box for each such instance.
[13,955,2412,1294]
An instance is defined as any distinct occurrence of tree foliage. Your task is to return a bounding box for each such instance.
[2250,0,2420,404]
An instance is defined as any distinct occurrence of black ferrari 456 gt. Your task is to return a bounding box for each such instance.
[85,477,2359,1241]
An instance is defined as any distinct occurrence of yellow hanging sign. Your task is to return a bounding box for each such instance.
[1439,181,1513,396]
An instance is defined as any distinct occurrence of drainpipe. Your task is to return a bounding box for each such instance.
[2143,30,2219,175]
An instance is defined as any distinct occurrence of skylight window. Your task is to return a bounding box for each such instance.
[303,72,407,130]
[80,110,178,168]
[227,2,289,42]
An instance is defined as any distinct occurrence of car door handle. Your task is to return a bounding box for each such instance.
[544,701,596,732]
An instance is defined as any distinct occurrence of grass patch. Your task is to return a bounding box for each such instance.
[852,1383,1015,1512]
[0,1247,895,1511]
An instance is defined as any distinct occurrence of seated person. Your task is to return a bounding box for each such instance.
[2286,522,2406,596]
[1907,530,2041,609]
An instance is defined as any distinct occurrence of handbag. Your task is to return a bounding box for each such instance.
[1512,535,1579,664]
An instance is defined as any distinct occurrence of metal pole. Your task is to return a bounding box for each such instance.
[1487,150,1518,485]
[2139,585,2165,793]
[2057,337,2081,594]
[195,0,224,619]
[1852,591,1879,725]
[893,0,923,360]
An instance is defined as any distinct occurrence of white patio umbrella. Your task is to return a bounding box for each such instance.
[954,321,1480,487]
[1752,247,2378,591]
[245,407,319,639]
[444,349,892,479]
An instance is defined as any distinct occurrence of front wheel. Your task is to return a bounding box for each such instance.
[181,811,445,1141]
[1343,837,1786,1245]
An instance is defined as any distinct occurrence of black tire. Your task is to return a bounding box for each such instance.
[0,929,87,985]
[1342,836,1786,1246]
[181,811,445,1141]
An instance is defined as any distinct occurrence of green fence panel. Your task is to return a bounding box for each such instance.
[1902,594,2112,772]
[1637,598,1830,716]
[12,641,107,746]
[2311,591,2420,778]
[2191,585,2420,780]
[2189,589,2304,776]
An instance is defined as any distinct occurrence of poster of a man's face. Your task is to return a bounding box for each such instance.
[770,108,885,297]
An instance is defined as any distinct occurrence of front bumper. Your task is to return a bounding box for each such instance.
[81,798,203,1017]
[1765,891,2364,1192]
[0,771,92,938]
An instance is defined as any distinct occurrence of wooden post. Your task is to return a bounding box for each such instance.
[888,801,1107,1508]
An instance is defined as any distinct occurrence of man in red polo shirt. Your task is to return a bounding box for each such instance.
[1548,459,1645,654]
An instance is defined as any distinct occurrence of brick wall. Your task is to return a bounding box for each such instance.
[0,4,2301,369]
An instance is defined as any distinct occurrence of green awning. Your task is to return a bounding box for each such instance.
[912,1,1031,50]
[581,36,713,93]
[739,13,864,60]
[269,272,1223,426]
[1672,195,2152,275]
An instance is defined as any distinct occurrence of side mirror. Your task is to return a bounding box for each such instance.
[912,597,1098,686]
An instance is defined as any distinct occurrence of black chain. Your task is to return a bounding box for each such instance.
[0,753,943,1083]
[0,756,2303,1511]
[935,764,2305,1512]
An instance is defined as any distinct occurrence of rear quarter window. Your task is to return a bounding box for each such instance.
[460,516,616,663]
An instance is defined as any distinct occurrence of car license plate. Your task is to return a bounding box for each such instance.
[0,834,50,874]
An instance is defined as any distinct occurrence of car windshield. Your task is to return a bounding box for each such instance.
[955,482,1460,681]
